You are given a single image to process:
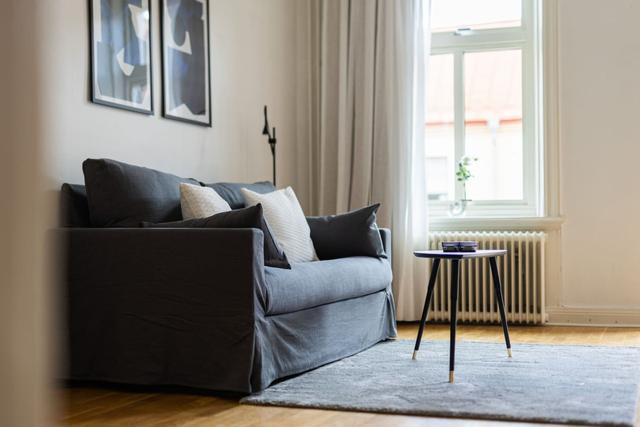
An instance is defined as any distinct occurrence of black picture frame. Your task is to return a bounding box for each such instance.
[89,0,154,115]
[160,0,212,127]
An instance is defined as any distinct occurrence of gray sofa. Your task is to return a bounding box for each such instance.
[61,184,396,393]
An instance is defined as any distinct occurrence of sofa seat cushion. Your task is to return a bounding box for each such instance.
[263,257,392,315]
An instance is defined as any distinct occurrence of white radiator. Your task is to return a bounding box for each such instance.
[427,231,547,325]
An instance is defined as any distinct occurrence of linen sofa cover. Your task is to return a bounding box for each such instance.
[264,256,392,315]
[61,226,395,393]
[60,180,396,393]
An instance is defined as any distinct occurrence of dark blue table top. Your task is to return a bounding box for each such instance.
[413,249,507,259]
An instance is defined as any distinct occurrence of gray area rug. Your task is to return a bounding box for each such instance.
[242,340,640,426]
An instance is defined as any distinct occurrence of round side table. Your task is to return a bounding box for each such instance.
[413,249,512,383]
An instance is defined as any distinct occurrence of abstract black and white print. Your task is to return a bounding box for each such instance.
[161,0,211,126]
[90,0,153,114]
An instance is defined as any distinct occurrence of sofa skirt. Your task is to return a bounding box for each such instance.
[65,284,396,394]
[250,287,397,392]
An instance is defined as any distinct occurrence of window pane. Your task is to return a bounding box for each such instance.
[431,0,521,33]
[426,54,454,201]
[464,49,523,201]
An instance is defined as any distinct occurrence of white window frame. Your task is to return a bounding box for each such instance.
[427,0,543,218]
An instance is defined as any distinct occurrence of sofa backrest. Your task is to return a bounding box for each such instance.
[204,182,276,210]
[60,184,91,227]
[60,180,277,227]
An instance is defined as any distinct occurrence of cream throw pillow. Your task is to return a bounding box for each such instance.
[241,186,318,263]
[180,182,231,219]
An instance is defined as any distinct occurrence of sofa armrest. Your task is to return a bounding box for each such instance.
[379,228,391,263]
[59,227,265,392]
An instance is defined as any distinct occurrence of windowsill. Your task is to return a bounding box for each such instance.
[430,215,565,231]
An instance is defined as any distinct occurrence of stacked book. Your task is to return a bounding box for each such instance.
[441,241,478,253]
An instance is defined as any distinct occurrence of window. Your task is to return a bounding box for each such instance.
[431,0,522,33]
[426,0,542,217]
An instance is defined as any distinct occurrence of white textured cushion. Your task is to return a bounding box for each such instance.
[180,183,231,219]
[241,186,318,263]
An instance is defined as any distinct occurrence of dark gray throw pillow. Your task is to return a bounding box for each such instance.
[306,204,386,260]
[142,204,291,269]
[83,158,200,227]
[205,181,276,209]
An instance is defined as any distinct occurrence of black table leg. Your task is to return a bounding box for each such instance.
[412,259,440,360]
[449,259,460,383]
[490,257,512,357]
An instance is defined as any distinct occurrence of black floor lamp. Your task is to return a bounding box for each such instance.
[262,105,277,186]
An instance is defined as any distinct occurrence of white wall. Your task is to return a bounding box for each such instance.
[41,0,300,187]
[555,0,640,317]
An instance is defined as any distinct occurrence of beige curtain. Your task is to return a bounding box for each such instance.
[299,0,431,320]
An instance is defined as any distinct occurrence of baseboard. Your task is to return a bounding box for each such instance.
[546,306,640,327]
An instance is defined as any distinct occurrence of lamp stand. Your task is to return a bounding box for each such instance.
[262,106,277,186]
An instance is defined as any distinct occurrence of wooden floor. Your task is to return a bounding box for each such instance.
[59,323,640,427]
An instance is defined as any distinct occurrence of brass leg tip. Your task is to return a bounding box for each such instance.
[507,348,513,358]
[449,371,454,383]
[412,350,418,360]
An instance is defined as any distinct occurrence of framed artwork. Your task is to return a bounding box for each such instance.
[89,0,153,114]
[161,0,212,126]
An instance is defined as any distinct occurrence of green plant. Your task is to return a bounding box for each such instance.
[455,156,477,200]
